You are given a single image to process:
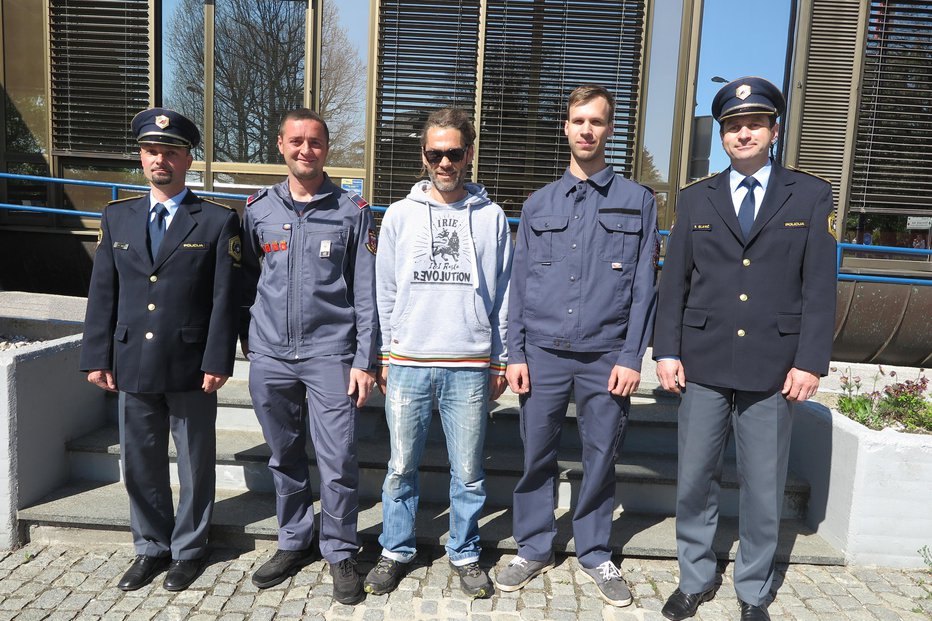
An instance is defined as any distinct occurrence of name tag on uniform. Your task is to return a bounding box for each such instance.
[320,239,331,258]
[693,224,712,231]
[783,221,808,228]
[113,241,129,250]
[611,262,623,270]
[182,242,208,249]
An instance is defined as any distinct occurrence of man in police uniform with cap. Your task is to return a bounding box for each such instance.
[240,108,377,605]
[494,85,658,608]
[653,77,836,620]
[81,108,241,591]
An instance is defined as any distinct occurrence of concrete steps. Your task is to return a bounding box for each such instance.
[16,357,843,564]
[18,480,844,565]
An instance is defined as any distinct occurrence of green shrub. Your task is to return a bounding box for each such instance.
[833,367,932,433]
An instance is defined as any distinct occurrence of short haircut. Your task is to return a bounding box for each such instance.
[567,85,616,120]
[278,108,330,143]
[420,108,476,148]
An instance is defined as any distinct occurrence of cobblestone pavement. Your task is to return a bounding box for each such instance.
[0,543,928,620]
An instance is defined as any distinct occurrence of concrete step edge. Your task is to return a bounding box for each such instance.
[18,480,843,565]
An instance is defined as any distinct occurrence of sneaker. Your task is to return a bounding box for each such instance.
[493,553,555,592]
[450,560,493,598]
[580,560,632,607]
[363,555,407,595]
[330,557,364,605]
[251,548,314,588]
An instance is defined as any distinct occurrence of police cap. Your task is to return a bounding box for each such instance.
[711,77,786,123]
[131,108,200,149]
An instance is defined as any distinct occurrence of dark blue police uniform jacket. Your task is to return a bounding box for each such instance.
[653,163,836,392]
[80,191,241,392]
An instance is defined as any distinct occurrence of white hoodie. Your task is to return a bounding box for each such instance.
[376,180,512,374]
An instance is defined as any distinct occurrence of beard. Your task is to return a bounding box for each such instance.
[427,166,465,194]
[149,170,174,186]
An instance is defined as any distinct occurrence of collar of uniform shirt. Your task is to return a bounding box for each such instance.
[728,159,772,216]
[148,188,188,225]
[560,165,614,196]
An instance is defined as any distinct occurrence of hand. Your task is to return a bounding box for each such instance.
[608,365,640,397]
[87,370,117,392]
[376,366,389,394]
[782,367,820,402]
[240,337,250,357]
[202,373,229,393]
[488,374,507,401]
[348,368,376,407]
[656,359,686,394]
[505,363,530,394]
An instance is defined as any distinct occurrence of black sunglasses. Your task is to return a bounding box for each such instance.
[423,147,467,165]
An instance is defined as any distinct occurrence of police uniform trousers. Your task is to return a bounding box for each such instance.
[248,352,359,562]
[675,382,794,606]
[119,389,217,560]
[512,344,629,569]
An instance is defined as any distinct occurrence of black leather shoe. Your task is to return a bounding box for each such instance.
[739,600,771,620]
[661,587,716,620]
[118,555,170,591]
[163,558,205,591]
[251,548,315,588]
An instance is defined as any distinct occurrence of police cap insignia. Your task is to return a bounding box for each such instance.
[228,235,242,262]
[736,84,751,100]
[366,228,378,255]
[155,115,170,129]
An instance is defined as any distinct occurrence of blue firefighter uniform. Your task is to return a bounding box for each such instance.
[507,165,658,569]
[241,175,377,562]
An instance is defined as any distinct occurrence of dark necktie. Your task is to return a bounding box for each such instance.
[149,202,168,260]
[738,176,758,239]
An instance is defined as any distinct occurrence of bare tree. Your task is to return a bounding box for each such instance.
[164,0,366,167]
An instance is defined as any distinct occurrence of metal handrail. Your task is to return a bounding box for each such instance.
[1,172,931,285]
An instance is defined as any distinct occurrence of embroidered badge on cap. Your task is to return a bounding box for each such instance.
[155,115,170,129]
[736,84,751,100]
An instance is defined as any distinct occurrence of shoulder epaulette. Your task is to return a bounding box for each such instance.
[680,173,716,191]
[201,197,234,210]
[784,164,832,185]
[246,188,268,207]
[107,195,144,205]
[347,192,369,210]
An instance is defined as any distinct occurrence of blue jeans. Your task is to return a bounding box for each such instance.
[379,365,489,565]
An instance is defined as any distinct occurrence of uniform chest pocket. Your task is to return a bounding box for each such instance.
[305,226,348,283]
[256,225,293,271]
[528,215,568,262]
[597,215,641,262]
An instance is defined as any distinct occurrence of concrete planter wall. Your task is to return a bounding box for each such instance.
[790,402,932,568]
[0,334,109,548]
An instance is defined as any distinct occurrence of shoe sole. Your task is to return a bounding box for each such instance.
[251,555,315,589]
[493,560,555,592]
[662,590,716,620]
[363,579,401,595]
[580,569,632,607]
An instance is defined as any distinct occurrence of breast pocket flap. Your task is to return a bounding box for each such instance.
[529,215,568,233]
[598,215,641,234]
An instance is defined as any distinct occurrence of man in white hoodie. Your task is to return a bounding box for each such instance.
[364,108,512,598]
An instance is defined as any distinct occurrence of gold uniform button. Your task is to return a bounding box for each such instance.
[145,332,154,340]
[150,275,158,282]
[742,259,751,266]
[148,303,156,311]
[739,294,748,302]
[737,329,746,337]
